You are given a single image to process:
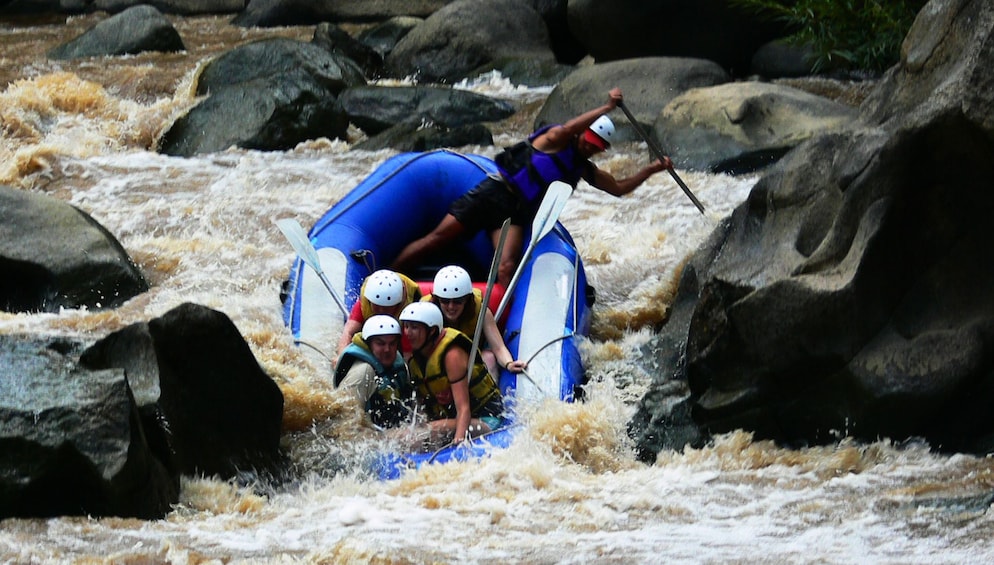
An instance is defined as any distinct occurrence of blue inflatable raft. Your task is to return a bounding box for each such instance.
[281,150,593,479]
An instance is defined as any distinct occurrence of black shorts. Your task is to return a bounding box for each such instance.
[449,176,531,232]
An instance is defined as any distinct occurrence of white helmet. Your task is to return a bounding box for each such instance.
[399,302,444,333]
[433,265,473,299]
[363,269,403,307]
[361,315,401,341]
[587,115,615,148]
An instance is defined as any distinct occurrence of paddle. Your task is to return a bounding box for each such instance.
[468,218,511,382]
[616,100,706,215]
[494,180,573,321]
[275,218,348,320]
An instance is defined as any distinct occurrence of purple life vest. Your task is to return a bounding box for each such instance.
[495,125,590,203]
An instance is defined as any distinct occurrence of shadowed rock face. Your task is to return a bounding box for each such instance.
[629,0,994,459]
[0,336,178,520]
[1,303,285,520]
[1,186,148,314]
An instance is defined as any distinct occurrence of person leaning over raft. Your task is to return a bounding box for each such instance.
[333,269,421,366]
[425,265,526,378]
[399,302,504,446]
[334,315,414,428]
[391,87,674,288]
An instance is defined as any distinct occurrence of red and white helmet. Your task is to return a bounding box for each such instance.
[432,265,473,299]
[363,269,403,307]
[585,115,615,150]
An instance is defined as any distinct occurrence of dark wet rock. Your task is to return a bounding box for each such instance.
[384,0,555,83]
[0,335,178,520]
[80,303,286,478]
[0,0,89,15]
[194,37,365,97]
[354,119,494,152]
[92,0,245,15]
[232,0,451,27]
[524,0,586,64]
[0,185,148,314]
[339,85,515,136]
[567,0,789,76]
[750,40,818,80]
[160,38,363,156]
[1,303,284,519]
[357,16,422,58]
[160,72,350,156]
[47,5,184,60]
[313,22,383,79]
[630,0,994,460]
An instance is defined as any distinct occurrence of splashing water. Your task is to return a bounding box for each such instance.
[2,15,994,564]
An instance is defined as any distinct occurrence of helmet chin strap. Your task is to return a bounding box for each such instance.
[411,326,440,357]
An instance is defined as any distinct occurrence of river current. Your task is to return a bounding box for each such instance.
[2,13,993,564]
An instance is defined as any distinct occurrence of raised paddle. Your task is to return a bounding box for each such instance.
[468,218,511,383]
[275,218,348,320]
[616,100,706,215]
[494,180,573,321]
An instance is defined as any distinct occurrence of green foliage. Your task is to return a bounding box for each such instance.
[733,0,928,73]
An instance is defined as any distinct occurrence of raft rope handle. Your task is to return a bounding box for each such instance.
[349,249,378,273]
[523,333,574,366]
[295,339,333,362]
[426,422,524,464]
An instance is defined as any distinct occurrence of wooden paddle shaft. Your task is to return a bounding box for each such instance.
[616,101,706,214]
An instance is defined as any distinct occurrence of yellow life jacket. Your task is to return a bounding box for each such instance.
[408,327,501,420]
[422,288,483,337]
[359,273,421,319]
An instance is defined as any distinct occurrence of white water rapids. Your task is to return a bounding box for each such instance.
[2,13,994,564]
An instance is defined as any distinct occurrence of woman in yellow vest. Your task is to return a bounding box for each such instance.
[399,302,503,445]
[423,265,526,378]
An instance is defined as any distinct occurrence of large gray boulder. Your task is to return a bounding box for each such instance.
[339,85,515,135]
[47,5,184,60]
[159,73,350,156]
[313,22,385,79]
[655,82,859,174]
[357,16,422,58]
[193,37,365,97]
[385,0,555,83]
[567,0,788,75]
[1,303,285,519]
[0,185,148,314]
[629,0,994,460]
[0,0,90,14]
[232,0,453,27]
[526,0,585,64]
[92,0,245,15]
[159,38,363,156]
[354,120,494,152]
[0,335,178,520]
[80,303,286,478]
[535,57,730,143]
